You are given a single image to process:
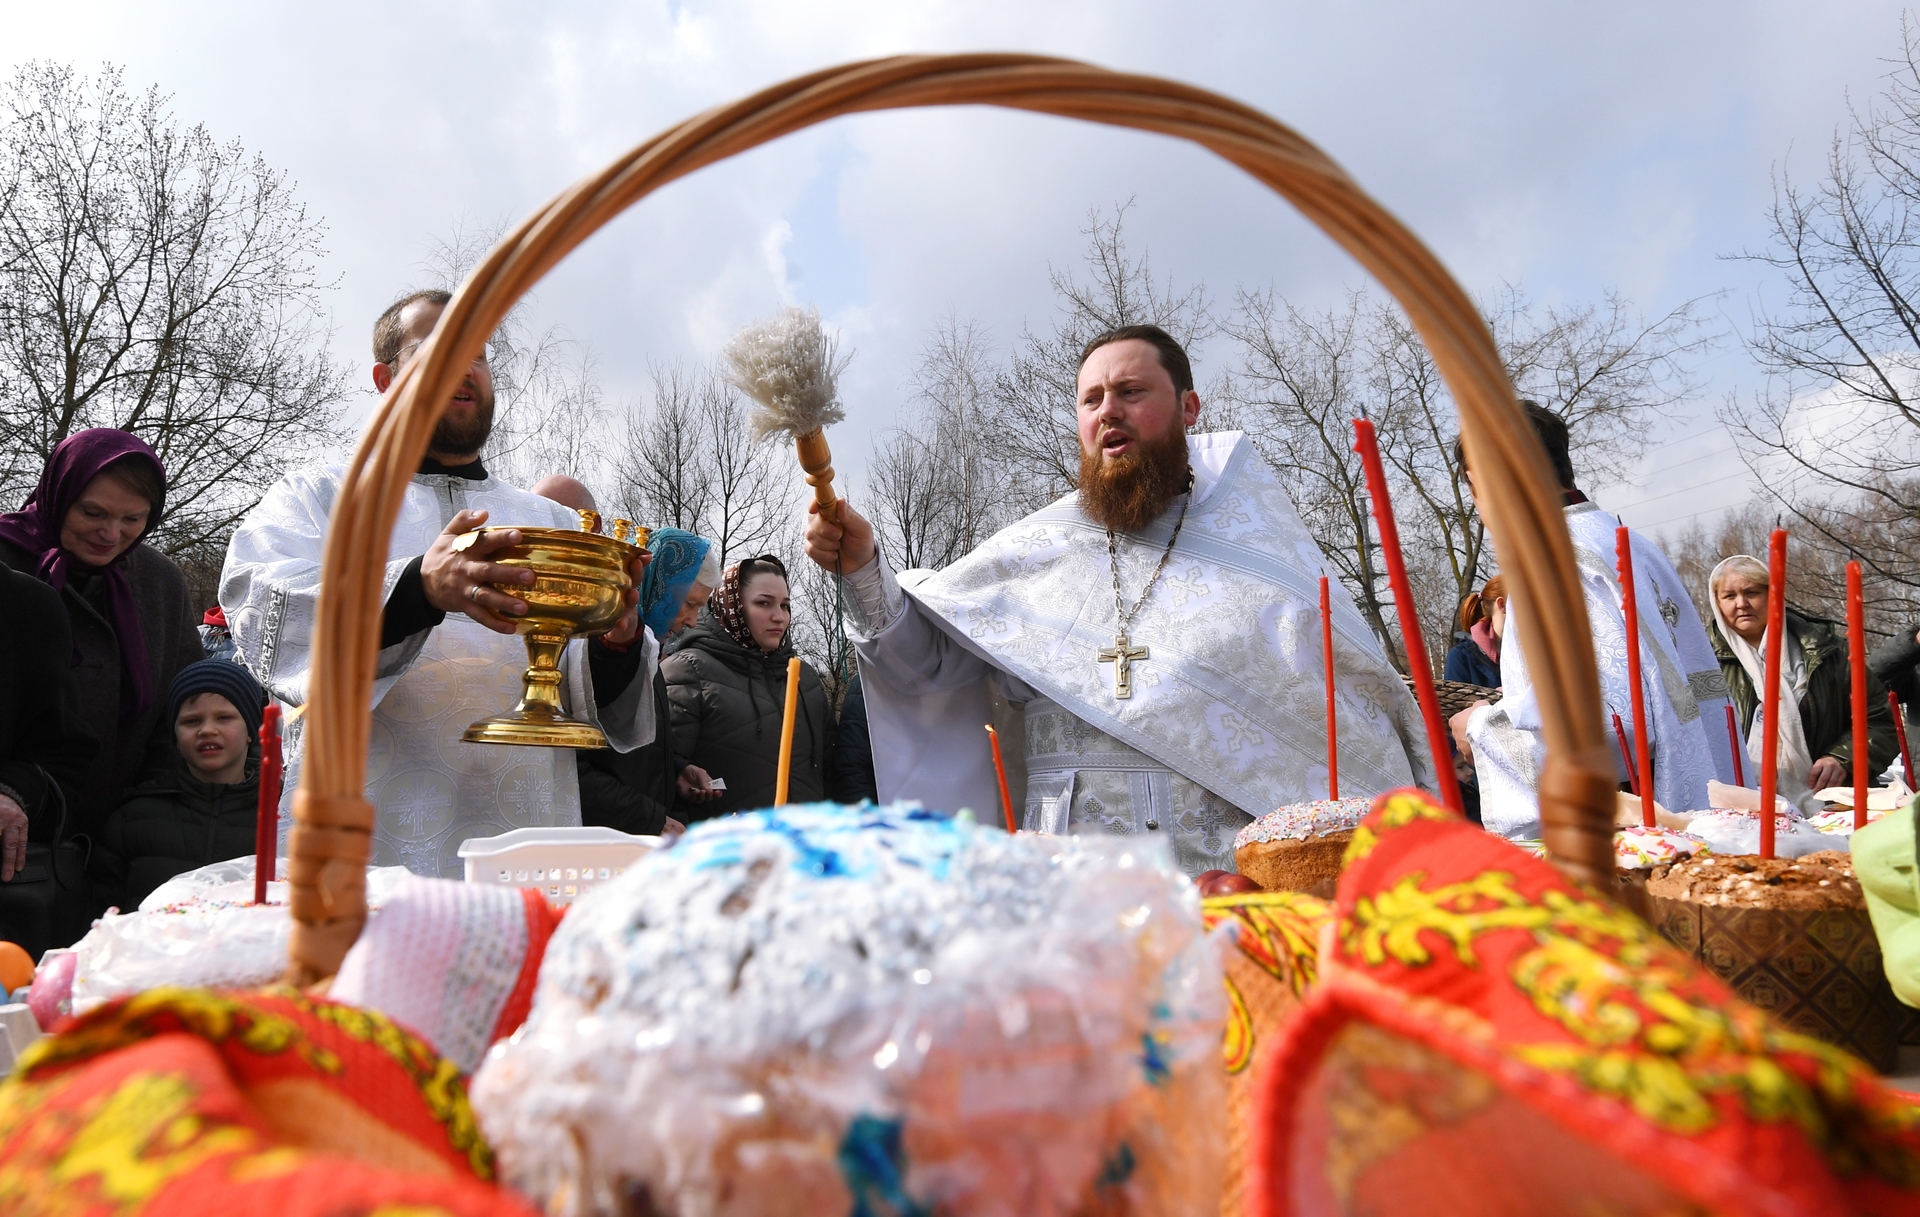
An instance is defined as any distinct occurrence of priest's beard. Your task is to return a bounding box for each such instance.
[430,374,496,457]
[1079,420,1190,533]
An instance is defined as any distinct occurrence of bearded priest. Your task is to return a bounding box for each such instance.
[804,325,1433,875]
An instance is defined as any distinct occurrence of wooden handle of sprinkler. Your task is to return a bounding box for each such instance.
[775,656,802,806]
[795,429,840,522]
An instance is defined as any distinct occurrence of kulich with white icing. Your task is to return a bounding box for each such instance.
[1234,798,1376,849]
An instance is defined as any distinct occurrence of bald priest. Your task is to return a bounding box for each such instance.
[804,324,1434,876]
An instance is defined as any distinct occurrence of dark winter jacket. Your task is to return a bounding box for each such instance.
[577,669,679,836]
[96,757,261,911]
[0,558,97,841]
[1712,607,1899,776]
[1442,637,1501,690]
[829,672,878,804]
[661,614,832,821]
[1869,626,1920,726]
[0,539,201,841]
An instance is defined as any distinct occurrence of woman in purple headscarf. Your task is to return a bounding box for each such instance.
[0,430,201,844]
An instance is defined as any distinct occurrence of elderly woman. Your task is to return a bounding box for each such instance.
[577,528,724,836]
[1708,554,1898,807]
[0,430,200,842]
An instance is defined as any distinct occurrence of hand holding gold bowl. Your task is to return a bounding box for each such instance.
[456,513,652,749]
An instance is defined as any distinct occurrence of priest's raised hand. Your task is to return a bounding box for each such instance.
[804,498,876,575]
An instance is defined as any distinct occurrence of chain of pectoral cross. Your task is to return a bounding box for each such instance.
[1098,476,1193,700]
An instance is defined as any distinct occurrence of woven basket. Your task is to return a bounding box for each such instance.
[282,53,1616,984]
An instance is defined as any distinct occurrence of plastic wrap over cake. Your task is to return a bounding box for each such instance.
[67,858,414,1012]
[471,803,1225,1217]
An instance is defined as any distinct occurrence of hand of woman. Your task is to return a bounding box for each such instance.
[1808,756,1850,791]
[678,765,724,802]
[0,794,26,882]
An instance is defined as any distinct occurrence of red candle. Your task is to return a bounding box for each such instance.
[1757,530,1788,859]
[1612,713,1640,798]
[1893,691,1915,790]
[254,704,283,905]
[1321,575,1339,800]
[1615,526,1656,828]
[1351,419,1464,815]
[1848,561,1869,830]
[1724,704,1745,786]
[984,724,1017,834]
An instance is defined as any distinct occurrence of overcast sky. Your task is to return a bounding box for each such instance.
[8,0,1912,537]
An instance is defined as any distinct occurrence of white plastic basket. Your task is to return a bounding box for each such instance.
[457,827,660,905]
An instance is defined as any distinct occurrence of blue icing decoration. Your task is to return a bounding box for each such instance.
[837,1113,928,1217]
[1097,1142,1137,1189]
[1140,1030,1172,1087]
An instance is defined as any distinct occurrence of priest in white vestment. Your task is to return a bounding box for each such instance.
[222,290,656,877]
[805,326,1434,876]
[1460,403,1734,839]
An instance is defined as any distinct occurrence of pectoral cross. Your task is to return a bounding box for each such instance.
[1097,633,1150,700]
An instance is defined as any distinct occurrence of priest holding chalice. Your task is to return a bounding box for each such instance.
[221,289,658,878]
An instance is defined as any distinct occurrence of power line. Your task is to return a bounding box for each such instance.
[1629,441,1742,480]
[1608,467,1754,511]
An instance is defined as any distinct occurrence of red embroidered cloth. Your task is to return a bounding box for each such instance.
[1247,790,1920,1217]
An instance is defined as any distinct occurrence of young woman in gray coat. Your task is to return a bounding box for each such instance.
[662,555,832,821]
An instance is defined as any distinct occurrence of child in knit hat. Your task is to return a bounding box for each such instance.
[95,661,268,910]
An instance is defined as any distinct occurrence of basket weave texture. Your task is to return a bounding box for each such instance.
[284,54,1616,983]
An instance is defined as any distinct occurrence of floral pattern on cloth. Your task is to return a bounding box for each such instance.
[1201,890,1331,1217]
[1246,788,1920,1217]
[0,987,533,1217]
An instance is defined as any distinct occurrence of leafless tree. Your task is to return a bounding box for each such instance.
[415,215,612,500]
[867,315,1012,572]
[1224,284,1709,673]
[1223,291,1408,665]
[1724,19,1920,614]
[1491,286,1711,488]
[988,201,1213,512]
[0,61,350,567]
[698,374,784,566]
[613,363,713,533]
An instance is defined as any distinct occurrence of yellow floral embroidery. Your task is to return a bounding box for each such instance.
[1220,976,1254,1074]
[1341,791,1453,868]
[15,988,494,1183]
[49,1072,257,1206]
[16,988,339,1080]
[1335,830,1920,1182]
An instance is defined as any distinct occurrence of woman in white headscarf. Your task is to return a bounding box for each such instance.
[1707,555,1897,809]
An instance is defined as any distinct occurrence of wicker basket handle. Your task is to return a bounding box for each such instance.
[284,54,1615,984]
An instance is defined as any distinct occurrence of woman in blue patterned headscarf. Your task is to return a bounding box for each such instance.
[638,528,716,641]
[579,528,722,838]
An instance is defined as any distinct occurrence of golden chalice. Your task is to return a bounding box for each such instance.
[458,515,650,749]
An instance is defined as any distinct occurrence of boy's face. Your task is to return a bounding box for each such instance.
[176,693,248,782]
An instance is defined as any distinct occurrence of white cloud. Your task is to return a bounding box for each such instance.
[5,0,1913,506]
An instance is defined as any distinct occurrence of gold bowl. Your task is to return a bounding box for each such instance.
[457,522,649,748]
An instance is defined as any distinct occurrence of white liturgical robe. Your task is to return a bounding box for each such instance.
[221,464,656,878]
[843,431,1434,876]
[1467,502,1733,839]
